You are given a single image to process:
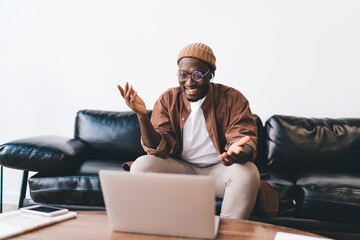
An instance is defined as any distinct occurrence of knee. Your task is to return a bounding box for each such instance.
[130,155,162,173]
[244,161,260,187]
[227,162,260,188]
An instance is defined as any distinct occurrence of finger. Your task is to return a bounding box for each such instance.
[228,146,243,156]
[219,153,233,166]
[236,136,251,147]
[127,85,135,99]
[219,153,226,162]
[130,91,137,103]
[124,82,129,95]
[224,153,237,163]
[125,84,132,99]
[220,157,231,166]
[129,85,135,96]
[222,159,233,166]
[117,85,125,98]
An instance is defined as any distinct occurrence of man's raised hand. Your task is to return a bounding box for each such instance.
[117,82,147,117]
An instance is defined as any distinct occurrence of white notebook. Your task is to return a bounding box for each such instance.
[0,210,77,239]
[274,232,333,240]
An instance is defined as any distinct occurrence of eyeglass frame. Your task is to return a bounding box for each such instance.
[177,69,211,82]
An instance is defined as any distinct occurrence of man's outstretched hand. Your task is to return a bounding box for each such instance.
[118,82,161,149]
[117,82,147,117]
[219,136,252,166]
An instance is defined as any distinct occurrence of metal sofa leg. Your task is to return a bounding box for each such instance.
[0,166,3,213]
[18,170,29,209]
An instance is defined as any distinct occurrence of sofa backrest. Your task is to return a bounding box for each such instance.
[252,114,266,169]
[74,110,150,161]
[74,109,265,165]
[265,115,360,171]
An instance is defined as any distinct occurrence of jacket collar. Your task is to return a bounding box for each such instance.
[180,82,214,111]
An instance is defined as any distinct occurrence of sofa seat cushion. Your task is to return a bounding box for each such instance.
[29,159,127,205]
[78,159,125,175]
[296,171,360,223]
[29,173,105,206]
[260,169,298,216]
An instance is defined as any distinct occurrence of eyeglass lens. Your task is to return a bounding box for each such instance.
[178,70,205,81]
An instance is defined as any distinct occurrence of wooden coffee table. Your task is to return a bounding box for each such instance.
[10,211,327,239]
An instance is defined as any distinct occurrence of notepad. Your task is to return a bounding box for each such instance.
[0,210,77,239]
[274,232,332,240]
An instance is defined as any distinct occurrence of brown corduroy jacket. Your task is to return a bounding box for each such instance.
[141,83,258,161]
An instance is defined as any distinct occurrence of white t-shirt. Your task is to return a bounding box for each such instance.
[180,97,220,164]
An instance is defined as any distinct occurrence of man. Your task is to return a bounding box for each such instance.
[117,43,260,219]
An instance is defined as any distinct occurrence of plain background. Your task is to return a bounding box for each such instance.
[1,0,360,205]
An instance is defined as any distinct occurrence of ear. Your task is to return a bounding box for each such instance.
[211,71,215,81]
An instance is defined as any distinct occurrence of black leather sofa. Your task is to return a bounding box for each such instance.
[1,109,360,240]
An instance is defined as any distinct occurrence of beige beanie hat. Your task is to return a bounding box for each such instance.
[177,43,216,70]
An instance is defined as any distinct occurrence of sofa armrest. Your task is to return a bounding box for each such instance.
[0,136,89,172]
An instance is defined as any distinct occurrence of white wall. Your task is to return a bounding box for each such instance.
[1,0,360,205]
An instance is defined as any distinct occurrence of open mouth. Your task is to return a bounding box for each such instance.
[185,87,199,95]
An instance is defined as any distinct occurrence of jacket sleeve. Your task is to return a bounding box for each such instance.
[224,99,258,161]
[140,94,180,158]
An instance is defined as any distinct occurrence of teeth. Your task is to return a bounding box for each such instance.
[187,88,197,92]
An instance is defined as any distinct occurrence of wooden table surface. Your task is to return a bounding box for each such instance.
[10,211,327,240]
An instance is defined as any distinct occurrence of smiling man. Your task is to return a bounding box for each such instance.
[117,43,260,219]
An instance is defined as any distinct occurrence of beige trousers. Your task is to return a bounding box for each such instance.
[130,155,260,219]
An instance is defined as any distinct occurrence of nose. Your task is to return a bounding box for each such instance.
[184,75,196,86]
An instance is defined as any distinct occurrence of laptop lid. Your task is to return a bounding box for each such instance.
[99,170,219,239]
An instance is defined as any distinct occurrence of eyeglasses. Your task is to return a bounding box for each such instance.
[177,69,211,82]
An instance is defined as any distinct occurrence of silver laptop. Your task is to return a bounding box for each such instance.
[99,170,220,239]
